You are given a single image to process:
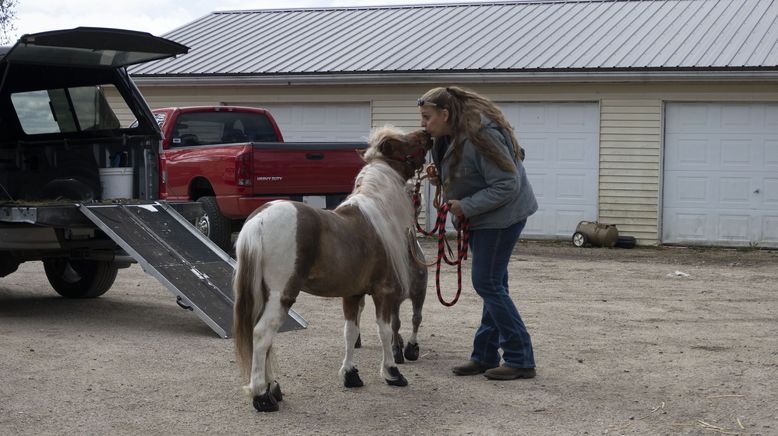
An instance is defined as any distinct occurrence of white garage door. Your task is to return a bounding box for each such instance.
[250,103,371,142]
[663,102,778,248]
[501,102,599,239]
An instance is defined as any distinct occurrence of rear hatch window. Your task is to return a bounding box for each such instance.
[11,84,130,135]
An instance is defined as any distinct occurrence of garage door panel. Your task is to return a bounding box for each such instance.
[666,136,712,170]
[763,216,778,243]
[718,215,751,241]
[556,173,593,203]
[519,134,551,165]
[523,209,547,235]
[767,106,778,127]
[720,139,756,168]
[663,102,778,247]
[512,105,548,129]
[762,178,778,208]
[501,102,598,239]
[557,136,597,167]
[526,170,548,199]
[666,212,708,240]
[766,139,778,168]
[557,105,593,130]
[669,176,709,203]
[721,104,757,129]
[666,103,708,130]
[719,177,752,206]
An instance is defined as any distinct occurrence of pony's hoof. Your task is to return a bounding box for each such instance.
[354,334,362,349]
[270,380,283,402]
[252,387,279,412]
[404,342,420,361]
[344,367,364,388]
[385,366,408,387]
[393,343,405,364]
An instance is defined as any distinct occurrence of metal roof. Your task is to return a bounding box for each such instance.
[132,0,778,82]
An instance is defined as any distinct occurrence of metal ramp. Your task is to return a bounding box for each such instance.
[78,201,307,338]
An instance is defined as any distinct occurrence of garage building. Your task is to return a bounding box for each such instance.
[126,0,778,247]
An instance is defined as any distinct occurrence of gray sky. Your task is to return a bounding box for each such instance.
[15,0,499,39]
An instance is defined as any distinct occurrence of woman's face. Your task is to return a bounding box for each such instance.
[419,105,451,138]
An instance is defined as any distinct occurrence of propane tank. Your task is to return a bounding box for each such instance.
[572,221,619,248]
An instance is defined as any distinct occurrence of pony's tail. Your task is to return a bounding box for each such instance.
[233,222,264,379]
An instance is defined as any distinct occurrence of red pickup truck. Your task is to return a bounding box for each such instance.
[152,106,367,250]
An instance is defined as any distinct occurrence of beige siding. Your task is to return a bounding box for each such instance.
[599,98,662,244]
[117,80,778,245]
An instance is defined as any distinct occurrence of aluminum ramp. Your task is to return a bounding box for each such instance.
[78,201,307,338]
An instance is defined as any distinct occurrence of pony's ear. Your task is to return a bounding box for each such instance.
[379,139,395,157]
[356,148,367,162]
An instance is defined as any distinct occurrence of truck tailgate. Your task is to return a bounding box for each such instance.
[252,142,366,195]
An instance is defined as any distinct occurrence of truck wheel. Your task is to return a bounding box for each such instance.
[43,259,118,298]
[572,232,587,247]
[196,196,232,251]
[0,255,20,277]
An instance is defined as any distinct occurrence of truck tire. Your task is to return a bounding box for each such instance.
[196,196,232,251]
[0,256,20,277]
[43,259,118,298]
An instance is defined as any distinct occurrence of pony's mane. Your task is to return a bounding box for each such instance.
[342,131,414,294]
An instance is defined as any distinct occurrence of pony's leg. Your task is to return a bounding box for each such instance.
[340,295,364,388]
[267,347,283,403]
[354,295,366,349]
[405,236,428,361]
[247,296,288,412]
[405,267,427,361]
[391,303,405,364]
[373,293,408,387]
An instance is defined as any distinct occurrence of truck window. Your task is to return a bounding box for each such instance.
[11,84,131,135]
[170,111,278,147]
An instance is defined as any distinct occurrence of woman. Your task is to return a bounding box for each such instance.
[418,86,538,380]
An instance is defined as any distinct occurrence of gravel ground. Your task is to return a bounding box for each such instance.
[1,240,777,435]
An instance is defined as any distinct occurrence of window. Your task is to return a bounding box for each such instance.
[11,84,131,135]
[170,111,278,147]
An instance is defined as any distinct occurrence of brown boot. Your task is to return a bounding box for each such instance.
[452,360,494,376]
[483,365,536,380]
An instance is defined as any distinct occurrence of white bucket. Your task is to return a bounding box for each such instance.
[99,167,134,199]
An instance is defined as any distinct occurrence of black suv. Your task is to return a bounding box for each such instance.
[0,28,195,297]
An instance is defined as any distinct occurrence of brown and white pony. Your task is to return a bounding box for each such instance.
[233,126,431,412]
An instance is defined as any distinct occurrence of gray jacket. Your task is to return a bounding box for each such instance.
[432,118,538,230]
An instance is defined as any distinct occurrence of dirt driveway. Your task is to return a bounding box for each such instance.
[1,240,776,435]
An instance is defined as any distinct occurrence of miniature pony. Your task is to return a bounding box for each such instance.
[233,126,431,412]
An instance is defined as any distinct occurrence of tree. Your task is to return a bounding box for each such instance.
[0,0,18,45]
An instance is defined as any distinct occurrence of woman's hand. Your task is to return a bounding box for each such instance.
[425,164,440,186]
[447,200,464,219]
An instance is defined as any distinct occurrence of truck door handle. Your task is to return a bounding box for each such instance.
[306,153,324,160]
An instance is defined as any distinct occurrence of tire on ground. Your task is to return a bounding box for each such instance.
[43,258,118,298]
[196,196,233,251]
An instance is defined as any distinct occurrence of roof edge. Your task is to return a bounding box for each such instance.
[131,70,778,86]
[211,0,607,15]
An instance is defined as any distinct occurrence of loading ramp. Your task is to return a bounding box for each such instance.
[78,201,307,338]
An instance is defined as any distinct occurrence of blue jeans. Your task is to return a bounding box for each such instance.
[468,219,535,369]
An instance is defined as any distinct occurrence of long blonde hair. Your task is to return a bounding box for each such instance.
[419,86,521,184]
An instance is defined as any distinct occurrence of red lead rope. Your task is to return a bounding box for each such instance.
[412,178,470,307]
